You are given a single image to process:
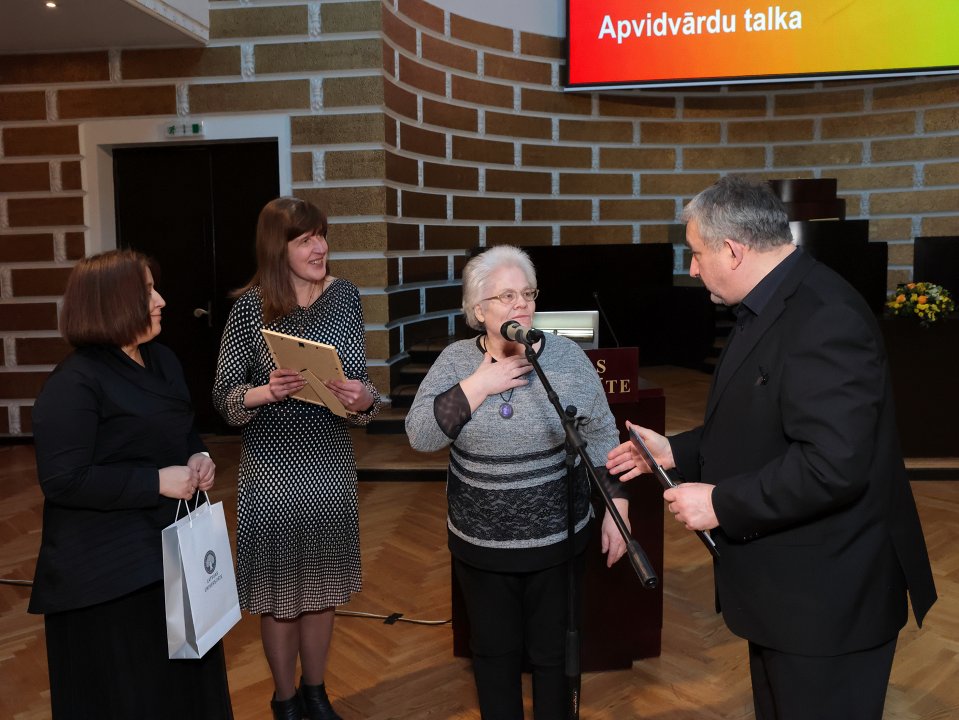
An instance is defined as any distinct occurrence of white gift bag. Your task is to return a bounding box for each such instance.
[162,493,241,659]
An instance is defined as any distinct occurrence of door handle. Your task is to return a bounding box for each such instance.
[193,302,212,327]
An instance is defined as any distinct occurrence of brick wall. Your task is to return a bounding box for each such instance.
[380,0,959,375]
[0,1,389,434]
[1,0,958,435]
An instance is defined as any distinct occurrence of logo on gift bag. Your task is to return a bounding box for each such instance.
[204,550,217,575]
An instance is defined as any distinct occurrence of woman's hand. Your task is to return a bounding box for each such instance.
[324,378,374,413]
[601,498,630,567]
[605,421,675,482]
[265,368,307,402]
[459,351,532,412]
[187,453,216,492]
[242,368,306,408]
[159,465,200,500]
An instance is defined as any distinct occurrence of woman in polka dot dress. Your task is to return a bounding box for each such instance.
[213,197,380,720]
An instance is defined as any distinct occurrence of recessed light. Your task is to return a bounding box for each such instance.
[46,1,57,7]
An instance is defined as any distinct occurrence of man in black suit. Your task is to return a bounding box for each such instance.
[607,176,936,719]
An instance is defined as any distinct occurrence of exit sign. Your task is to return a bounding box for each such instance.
[163,120,205,138]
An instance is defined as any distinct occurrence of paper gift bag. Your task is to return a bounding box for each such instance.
[162,494,241,659]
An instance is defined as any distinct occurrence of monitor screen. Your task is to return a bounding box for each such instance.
[533,310,600,349]
[566,1,959,91]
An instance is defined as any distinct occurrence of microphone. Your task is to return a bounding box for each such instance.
[592,290,621,348]
[501,320,543,346]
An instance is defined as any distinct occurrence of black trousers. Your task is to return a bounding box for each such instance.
[454,556,584,720]
[748,636,898,720]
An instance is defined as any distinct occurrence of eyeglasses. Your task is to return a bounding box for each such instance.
[479,288,540,305]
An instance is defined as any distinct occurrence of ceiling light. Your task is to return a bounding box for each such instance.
[46,1,57,7]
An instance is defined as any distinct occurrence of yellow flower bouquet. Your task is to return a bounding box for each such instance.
[885,281,955,328]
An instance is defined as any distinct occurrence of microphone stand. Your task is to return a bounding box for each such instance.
[519,335,658,720]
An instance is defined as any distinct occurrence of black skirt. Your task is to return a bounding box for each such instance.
[43,581,233,720]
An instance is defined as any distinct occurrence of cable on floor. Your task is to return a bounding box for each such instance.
[1,579,453,625]
[335,609,451,626]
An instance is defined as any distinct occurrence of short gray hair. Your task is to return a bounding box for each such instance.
[461,245,537,331]
[682,175,793,251]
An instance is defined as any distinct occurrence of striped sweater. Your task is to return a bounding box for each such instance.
[405,333,621,572]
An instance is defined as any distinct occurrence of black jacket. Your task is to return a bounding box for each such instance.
[29,342,206,615]
[671,251,936,656]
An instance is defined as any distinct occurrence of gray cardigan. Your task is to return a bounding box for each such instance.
[405,333,621,572]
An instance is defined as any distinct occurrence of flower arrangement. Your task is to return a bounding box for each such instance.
[885,281,955,327]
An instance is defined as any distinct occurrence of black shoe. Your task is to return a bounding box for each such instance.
[299,679,343,720]
[271,692,304,720]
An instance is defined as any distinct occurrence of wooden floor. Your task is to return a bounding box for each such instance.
[2,367,957,719]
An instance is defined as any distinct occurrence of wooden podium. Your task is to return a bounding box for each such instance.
[452,347,665,671]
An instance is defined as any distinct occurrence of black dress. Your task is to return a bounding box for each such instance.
[30,343,233,719]
[213,281,379,618]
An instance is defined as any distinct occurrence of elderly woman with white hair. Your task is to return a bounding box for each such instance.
[405,244,629,719]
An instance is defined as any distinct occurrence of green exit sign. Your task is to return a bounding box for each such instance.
[163,120,205,138]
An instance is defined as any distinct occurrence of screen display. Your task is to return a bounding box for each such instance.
[567,1,959,90]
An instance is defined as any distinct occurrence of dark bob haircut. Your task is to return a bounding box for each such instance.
[60,249,154,348]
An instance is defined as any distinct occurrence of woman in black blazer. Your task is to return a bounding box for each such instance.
[29,249,233,719]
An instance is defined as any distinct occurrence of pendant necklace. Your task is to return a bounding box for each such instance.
[498,387,514,420]
[480,336,515,420]
[302,279,320,308]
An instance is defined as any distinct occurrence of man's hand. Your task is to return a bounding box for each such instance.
[663,483,718,531]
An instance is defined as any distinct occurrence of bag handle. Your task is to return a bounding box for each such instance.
[173,491,212,527]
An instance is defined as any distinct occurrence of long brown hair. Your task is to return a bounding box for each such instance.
[60,249,153,348]
[234,197,329,325]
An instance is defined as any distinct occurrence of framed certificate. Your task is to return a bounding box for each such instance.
[260,329,348,417]
[628,425,719,559]
[627,425,677,491]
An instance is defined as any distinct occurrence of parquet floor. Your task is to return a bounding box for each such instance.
[2,367,957,719]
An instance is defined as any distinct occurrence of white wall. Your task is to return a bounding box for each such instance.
[426,0,564,37]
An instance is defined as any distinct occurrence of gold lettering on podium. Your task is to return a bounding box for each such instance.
[593,355,632,394]
[586,347,639,405]
[602,378,632,394]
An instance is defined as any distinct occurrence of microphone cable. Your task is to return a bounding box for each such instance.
[335,609,451,626]
[0,576,455,626]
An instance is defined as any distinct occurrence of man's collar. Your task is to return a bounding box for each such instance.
[739,245,803,318]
